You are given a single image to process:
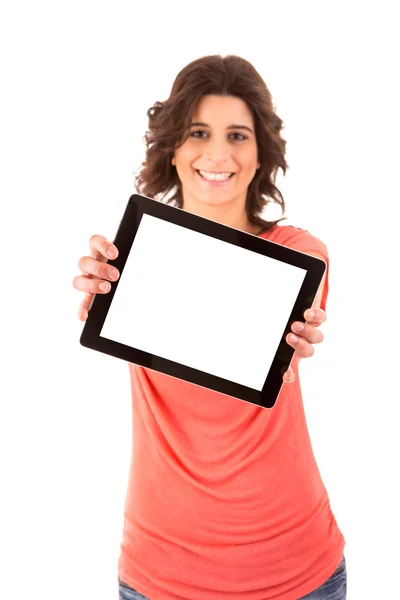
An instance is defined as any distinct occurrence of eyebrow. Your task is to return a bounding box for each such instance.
[190,122,254,134]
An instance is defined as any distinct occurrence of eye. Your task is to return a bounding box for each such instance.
[189,130,248,141]
[229,132,247,141]
[190,130,208,138]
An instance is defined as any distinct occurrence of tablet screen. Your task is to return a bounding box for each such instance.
[100,213,307,392]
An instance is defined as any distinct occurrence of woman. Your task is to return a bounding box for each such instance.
[73,55,346,600]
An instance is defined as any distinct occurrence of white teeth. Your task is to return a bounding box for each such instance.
[199,170,233,181]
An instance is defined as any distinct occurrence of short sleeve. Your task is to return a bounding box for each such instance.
[265,225,330,314]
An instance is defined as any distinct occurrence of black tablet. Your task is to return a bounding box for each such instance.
[80,194,326,409]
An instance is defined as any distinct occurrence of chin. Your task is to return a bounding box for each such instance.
[198,196,237,209]
[195,186,242,204]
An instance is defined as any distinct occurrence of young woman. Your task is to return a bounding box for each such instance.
[73,55,346,600]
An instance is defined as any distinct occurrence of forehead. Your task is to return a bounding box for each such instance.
[192,95,254,126]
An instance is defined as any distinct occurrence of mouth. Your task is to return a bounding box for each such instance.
[195,170,235,185]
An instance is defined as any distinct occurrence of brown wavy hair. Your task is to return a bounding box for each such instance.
[134,54,289,233]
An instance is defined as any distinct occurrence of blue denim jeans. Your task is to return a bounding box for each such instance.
[118,554,346,600]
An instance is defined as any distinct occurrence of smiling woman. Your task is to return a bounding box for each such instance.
[72,53,346,600]
[172,95,261,228]
[135,54,288,235]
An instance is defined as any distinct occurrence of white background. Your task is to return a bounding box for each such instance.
[1,2,398,599]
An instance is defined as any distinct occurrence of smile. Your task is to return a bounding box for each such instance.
[196,170,235,183]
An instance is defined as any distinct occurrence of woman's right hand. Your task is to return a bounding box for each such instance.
[73,234,120,321]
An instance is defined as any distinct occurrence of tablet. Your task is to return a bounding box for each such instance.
[80,194,326,409]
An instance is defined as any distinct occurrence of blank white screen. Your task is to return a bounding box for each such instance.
[100,214,307,391]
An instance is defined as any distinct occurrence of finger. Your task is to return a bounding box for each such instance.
[89,234,119,261]
[81,291,95,312]
[72,273,112,295]
[286,332,315,358]
[304,308,326,326]
[291,321,324,345]
[78,304,89,322]
[77,256,119,283]
[283,366,295,383]
[78,291,97,321]
[76,279,110,321]
[75,236,119,323]
[86,236,118,290]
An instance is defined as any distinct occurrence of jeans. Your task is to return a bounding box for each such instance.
[118,554,347,600]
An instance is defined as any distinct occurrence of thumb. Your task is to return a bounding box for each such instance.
[283,366,295,384]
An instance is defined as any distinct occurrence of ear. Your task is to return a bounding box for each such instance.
[171,156,176,166]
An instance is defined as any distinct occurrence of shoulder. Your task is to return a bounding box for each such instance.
[261,224,329,262]
[262,225,330,312]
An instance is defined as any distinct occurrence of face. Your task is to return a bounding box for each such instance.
[172,95,260,221]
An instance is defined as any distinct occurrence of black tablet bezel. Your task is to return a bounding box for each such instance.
[80,194,326,409]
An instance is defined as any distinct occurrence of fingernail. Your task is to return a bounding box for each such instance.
[289,334,298,343]
[308,310,316,320]
[108,247,117,259]
[100,282,110,292]
[293,322,304,333]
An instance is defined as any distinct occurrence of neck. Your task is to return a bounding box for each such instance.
[181,195,260,236]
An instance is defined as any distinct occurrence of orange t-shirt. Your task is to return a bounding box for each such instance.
[118,224,345,600]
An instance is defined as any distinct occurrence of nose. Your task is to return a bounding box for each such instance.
[204,138,229,165]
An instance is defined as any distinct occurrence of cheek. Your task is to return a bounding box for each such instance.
[175,143,197,169]
[235,148,258,171]
[237,161,258,178]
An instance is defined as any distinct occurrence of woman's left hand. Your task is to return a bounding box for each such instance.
[283,308,326,384]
